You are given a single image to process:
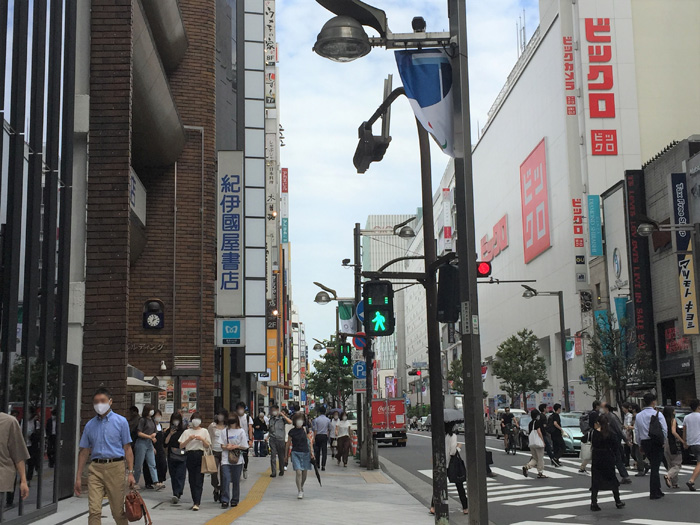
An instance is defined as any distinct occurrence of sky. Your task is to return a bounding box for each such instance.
[276,0,538,367]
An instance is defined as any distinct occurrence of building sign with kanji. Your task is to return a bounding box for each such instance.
[584,18,618,156]
[670,172,699,334]
[216,151,244,317]
[562,36,576,115]
[520,139,551,263]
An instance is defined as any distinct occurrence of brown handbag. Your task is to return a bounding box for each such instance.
[124,489,152,524]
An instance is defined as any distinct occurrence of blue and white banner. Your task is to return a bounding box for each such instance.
[395,49,454,157]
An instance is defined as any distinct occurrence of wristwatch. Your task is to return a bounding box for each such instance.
[128,470,135,473]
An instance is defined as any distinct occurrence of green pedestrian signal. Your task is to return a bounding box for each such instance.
[338,343,353,368]
[363,280,395,336]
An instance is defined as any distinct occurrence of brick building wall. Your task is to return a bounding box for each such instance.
[128,0,217,420]
[82,0,134,419]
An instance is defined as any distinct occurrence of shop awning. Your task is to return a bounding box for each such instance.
[127,376,165,393]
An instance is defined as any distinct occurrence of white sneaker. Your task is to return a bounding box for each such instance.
[297,491,303,499]
[284,466,288,471]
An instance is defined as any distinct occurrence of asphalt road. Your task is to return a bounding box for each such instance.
[378,430,700,525]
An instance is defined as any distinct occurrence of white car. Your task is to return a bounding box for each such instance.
[493,408,527,438]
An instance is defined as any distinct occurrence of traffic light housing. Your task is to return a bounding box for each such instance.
[436,264,460,323]
[476,261,492,278]
[408,369,422,376]
[338,342,352,368]
[353,121,391,174]
[363,280,395,336]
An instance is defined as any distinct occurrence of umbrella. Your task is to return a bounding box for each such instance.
[444,409,465,423]
[313,462,322,487]
[328,408,343,415]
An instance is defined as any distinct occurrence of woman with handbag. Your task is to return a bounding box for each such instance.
[134,404,166,490]
[522,409,547,479]
[662,406,685,489]
[288,413,315,500]
[590,413,624,511]
[144,409,168,489]
[431,422,468,515]
[208,409,229,502]
[219,415,248,508]
[178,412,211,511]
[165,414,186,504]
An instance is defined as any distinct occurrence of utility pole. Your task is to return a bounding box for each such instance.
[449,0,489,522]
[417,120,449,521]
[354,223,365,465]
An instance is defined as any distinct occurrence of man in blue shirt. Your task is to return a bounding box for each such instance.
[634,392,668,500]
[312,406,331,471]
[74,387,135,525]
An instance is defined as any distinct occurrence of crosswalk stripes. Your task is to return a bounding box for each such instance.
[506,466,571,479]
[512,521,690,525]
[540,490,649,509]
[488,488,589,504]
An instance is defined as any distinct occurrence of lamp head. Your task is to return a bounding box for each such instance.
[313,15,371,62]
[398,225,416,238]
[636,222,657,237]
[160,360,167,371]
[313,343,324,351]
[314,291,332,305]
[411,16,426,33]
[521,284,538,299]
[342,258,351,266]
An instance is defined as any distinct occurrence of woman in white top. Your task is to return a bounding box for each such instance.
[335,412,352,467]
[431,422,468,515]
[178,412,211,511]
[219,415,248,508]
[207,409,228,503]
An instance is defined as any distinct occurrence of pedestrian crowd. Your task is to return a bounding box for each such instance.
[55,390,357,524]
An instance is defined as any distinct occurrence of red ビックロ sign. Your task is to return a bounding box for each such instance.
[520,139,551,263]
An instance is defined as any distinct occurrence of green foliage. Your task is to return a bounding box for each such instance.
[9,356,59,407]
[584,315,656,407]
[447,357,463,392]
[407,404,430,418]
[492,328,550,408]
[306,339,354,409]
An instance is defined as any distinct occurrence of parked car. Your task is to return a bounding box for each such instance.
[516,414,532,450]
[559,412,584,454]
[418,416,429,431]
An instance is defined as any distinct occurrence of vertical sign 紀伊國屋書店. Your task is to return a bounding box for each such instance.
[217,152,244,317]
[520,139,550,263]
[670,172,699,335]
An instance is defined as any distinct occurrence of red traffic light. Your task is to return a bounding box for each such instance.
[476,261,492,278]
[416,370,421,376]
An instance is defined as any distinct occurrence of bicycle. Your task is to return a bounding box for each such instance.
[503,425,518,455]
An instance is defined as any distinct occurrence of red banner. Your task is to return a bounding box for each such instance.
[520,139,551,263]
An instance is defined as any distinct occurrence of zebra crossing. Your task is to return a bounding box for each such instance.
[511,520,699,525]
[417,463,700,511]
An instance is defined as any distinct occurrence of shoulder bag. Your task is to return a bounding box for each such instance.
[528,425,545,448]
[125,489,152,524]
[447,451,467,483]
[201,444,218,474]
[649,412,665,447]
[580,440,592,461]
[227,429,242,463]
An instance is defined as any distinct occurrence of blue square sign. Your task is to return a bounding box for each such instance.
[218,318,244,347]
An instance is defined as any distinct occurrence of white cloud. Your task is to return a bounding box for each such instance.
[276,0,539,366]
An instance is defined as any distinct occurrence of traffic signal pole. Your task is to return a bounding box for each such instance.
[449,0,489,522]
[416,120,449,521]
[354,223,367,467]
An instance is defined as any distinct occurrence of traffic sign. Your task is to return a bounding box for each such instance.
[352,332,366,350]
[352,361,367,379]
[353,379,366,393]
[412,361,428,368]
[356,300,365,323]
[351,349,363,362]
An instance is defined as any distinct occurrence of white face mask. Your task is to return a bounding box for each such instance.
[259,413,264,418]
[237,409,245,416]
[342,416,348,421]
[192,419,202,427]
[217,415,224,422]
[172,420,181,427]
[271,411,278,417]
[295,420,303,428]
[149,410,155,417]
[334,415,339,420]
[154,416,161,423]
[94,402,111,416]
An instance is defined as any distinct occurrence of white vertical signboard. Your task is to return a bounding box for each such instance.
[216,151,245,316]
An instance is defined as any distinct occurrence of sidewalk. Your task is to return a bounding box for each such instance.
[34,454,432,524]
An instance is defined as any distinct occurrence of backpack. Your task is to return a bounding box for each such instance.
[546,414,557,434]
[580,412,591,433]
[124,489,152,524]
[648,412,665,447]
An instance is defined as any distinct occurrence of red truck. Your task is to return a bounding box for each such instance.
[372,398,408,447]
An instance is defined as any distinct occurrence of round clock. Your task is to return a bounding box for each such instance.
[146,313,161,327]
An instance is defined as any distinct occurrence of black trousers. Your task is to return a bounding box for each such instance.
[641,439,664,498]
[552,433,566,460]
[544,435,556,462]
[591,487,621,504]
[185,450,204,505]
[454,481,468,510]
[314,434,329,468]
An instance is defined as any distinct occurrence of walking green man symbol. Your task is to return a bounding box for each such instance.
[371,311,386,332]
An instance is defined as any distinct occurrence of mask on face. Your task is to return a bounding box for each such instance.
[342,416,348,421]
[259,413,264,418]
[192,419,202,427]
[154,416,161,423]
[217,415,224,422]
[94,402,110,416]
[173,420,181,427]
[149,410,155,417]
[295,420,303,428]
[334,414,339,420]
[237,409,245,416]
[271,411,278,417]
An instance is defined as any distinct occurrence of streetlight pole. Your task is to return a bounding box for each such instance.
[557,291,571,412]
[353,223,368,466]
[449,1,489,522]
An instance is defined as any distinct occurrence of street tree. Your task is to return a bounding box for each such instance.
[447,356,463,392]
[305,342,354,409]
[584,315,655,408]
[492,328,550,409]
[9,356,59,407]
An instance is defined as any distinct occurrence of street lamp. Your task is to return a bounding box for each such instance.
[313,1,486,521]
[636,220,697,237]
[313,282,338,305]
[313,16,371,62]
[521,285,571,412]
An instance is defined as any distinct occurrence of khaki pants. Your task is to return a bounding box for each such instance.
[88,461,128,525]
[525,446,545,474]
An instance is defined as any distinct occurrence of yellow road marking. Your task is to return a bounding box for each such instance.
[204,469,273,524]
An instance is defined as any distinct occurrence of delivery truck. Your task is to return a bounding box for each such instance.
[372,397,408,447]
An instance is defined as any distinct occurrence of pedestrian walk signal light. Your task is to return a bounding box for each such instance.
[477,261,492,278]
[338,343,352,368]
[363,280,395,336]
